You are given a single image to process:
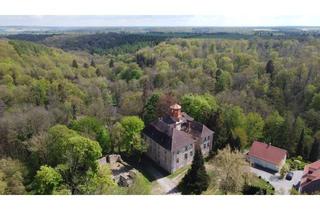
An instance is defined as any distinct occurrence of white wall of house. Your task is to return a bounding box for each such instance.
[171,144,194,172]
[247,155,286,172]
[144,132,214,173]
[201,134,212,157]
[145,136,172,172]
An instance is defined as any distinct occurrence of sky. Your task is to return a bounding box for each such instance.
[0,0,320,26]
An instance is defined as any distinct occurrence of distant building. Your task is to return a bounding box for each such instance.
[300,160,320,194]
[142,104,214,173]
[247,141,287,172]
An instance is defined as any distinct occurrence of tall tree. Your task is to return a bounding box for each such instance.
[47,125,102,194]
[70,117,110,154]
[178,145,209,195]
[266,60,275,79]
[143,93,160,124]
[181,94,218,123]
[32,165,63,195]
[296,128,305,157]
[120,116,145,155]
[246,112,265,146]
[309,131,320,162]
[110,122,125,153]
[90,59,96,68]
[72,59,78,68]
[211,146,250,194]
[109,59,114,68]
[0,99,5,118]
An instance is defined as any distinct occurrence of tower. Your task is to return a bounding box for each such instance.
[170,103,182,119]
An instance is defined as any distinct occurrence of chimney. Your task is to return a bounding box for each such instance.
[170,103,182,119]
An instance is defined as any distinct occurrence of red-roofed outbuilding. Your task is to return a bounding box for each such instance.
[247,141,287,172]
[300,160,320,194]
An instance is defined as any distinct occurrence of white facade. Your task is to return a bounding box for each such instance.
[247,155,286,172]
[144,134,213,173]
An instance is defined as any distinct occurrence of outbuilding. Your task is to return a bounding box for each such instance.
[247,141,287,172]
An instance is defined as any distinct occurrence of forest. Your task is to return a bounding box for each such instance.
[0,31,320,194]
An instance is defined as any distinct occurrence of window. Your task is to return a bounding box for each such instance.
[176,158,179,163]
[190,151,193,156]
[185,146,188,151]
[204,143,206,149]
[177,151,180,154]
[184,153,188,160]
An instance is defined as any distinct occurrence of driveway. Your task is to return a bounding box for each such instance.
[148,165,180,195]
[250,167,303,194]
[138,158,181,195]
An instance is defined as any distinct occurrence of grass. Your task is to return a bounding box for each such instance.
[126,171,152,195]
[248,175,275,195]
[167,165,190,179]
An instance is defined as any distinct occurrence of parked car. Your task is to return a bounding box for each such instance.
[286,172,294,180]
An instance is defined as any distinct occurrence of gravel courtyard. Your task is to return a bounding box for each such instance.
[250,167,303,195]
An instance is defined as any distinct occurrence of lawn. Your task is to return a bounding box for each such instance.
[246,175,275,195]
[167,165,190,179]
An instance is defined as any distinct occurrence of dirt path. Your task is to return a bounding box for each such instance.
[147,164,180,195]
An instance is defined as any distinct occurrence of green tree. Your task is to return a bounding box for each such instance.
[143,93,160,124]
[246,112,265,146]
[110,122,125,153]
[231,127,248,150]
[78,165,118,195]
[47,125,102,193]
[311,93,320,111]
[265,60,275,77]
[109,59,114,68]
[90,59,96,68]
[181,94,218,123]
[178,145,209,195]
[31,79,49,106]
[72,59,78,68]
[280,163,290,179]
[32,165,62,195]
[210,109,230,152]
[70,117,110,154]
[264,111,285,145]
[296,128,305,157]
[215,69,232,92]
[0,158,27,195]
[120,116,145,155]
[211,146,250,194]
[0,171,6,194]
[309,132,320,162]
[222,105,246,131]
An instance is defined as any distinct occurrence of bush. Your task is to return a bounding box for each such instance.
[243,185,267,195]
[287,156,307,170]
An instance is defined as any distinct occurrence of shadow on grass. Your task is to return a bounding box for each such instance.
[122,154,169,182]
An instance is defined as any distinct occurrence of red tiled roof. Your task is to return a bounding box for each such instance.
[247,141,287,165]
[301,160,320,188]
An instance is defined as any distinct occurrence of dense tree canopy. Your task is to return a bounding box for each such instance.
[1,32,320,194]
